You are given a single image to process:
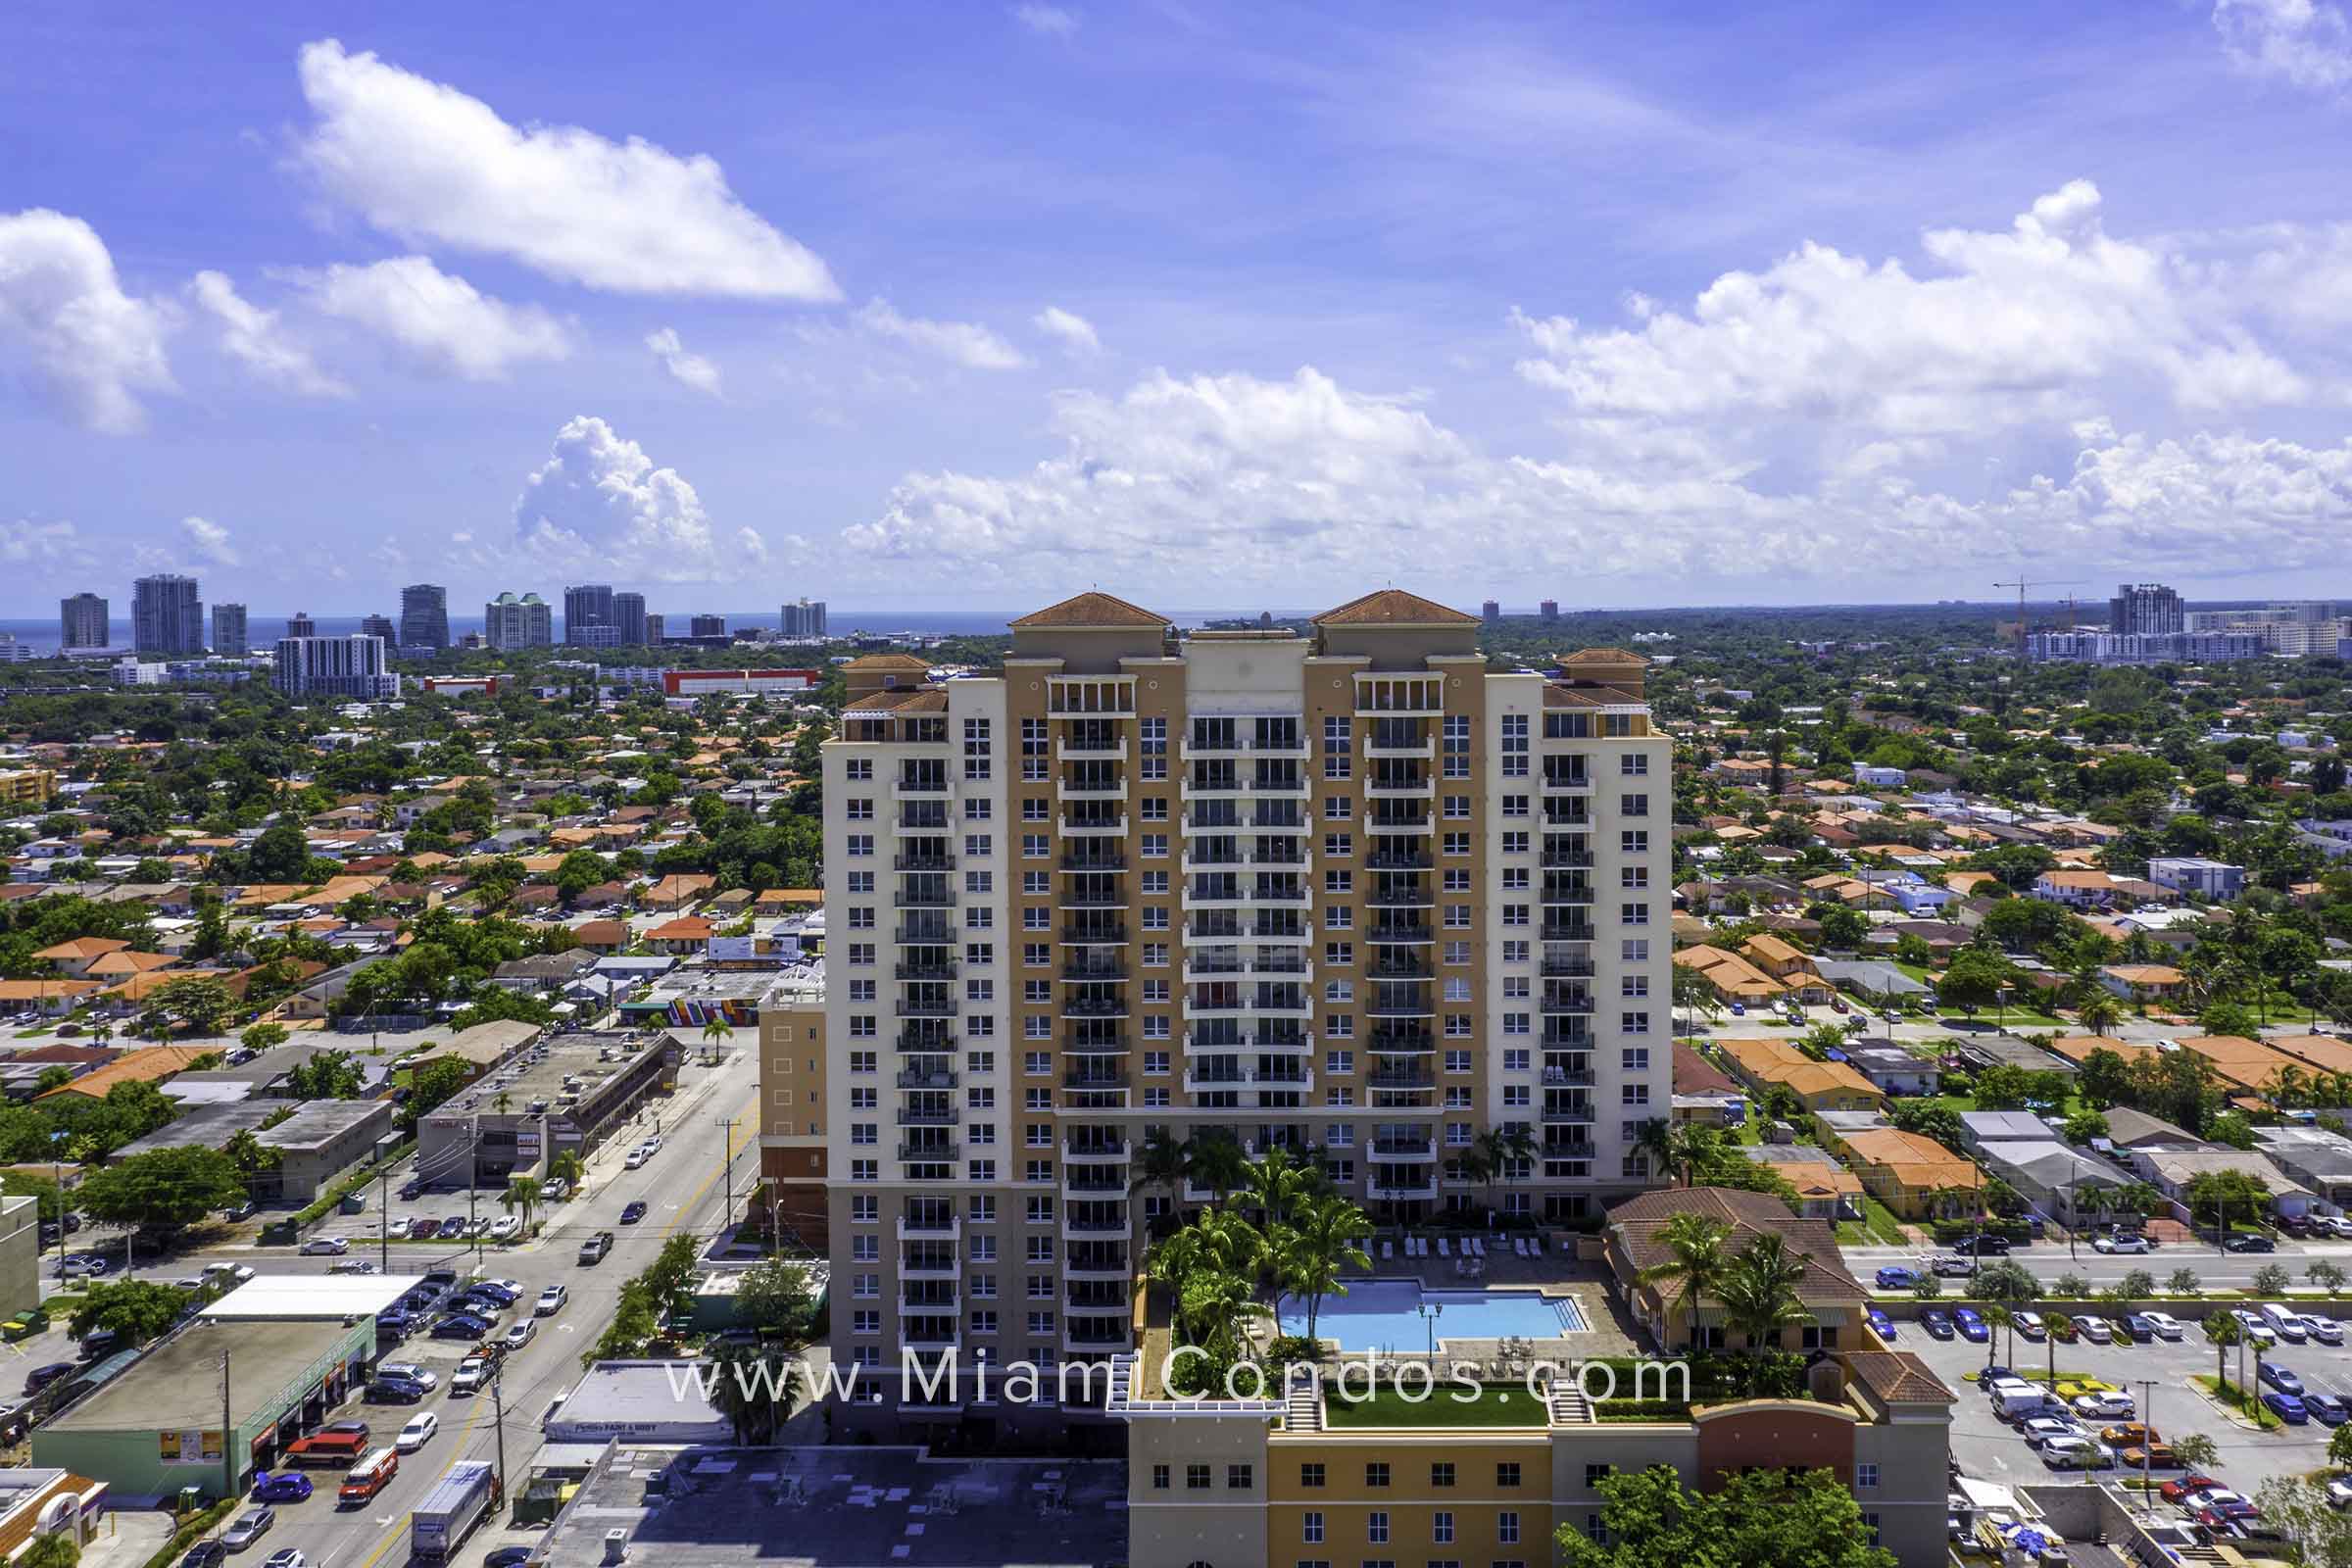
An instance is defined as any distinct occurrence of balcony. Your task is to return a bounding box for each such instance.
[895,1030,956,1054]
[1061,1033,1131,1055]
[1541,921,1596,943]
[1062,1328,1132,1353]
[899,1254,959,1279]
[1363,888,1433,907]
[1365,923,1434,945]
[1064,1298,1132,1318]
[1061,851,1126,872]
[896,1214,960,1241]
[903,1326,963,1352]
[1540,884,1595,906]
[1064,1254,1131,1281]
[896,1067,958,1090]
[896,1107,960,1127]
[897,1141,960,1163]
[1366,1028,1436,1054]
[1367,1066,1436,1090]
[894,852,956,871]
[1543,1103,1597,1126]
[891,778,952,800]
[1180,848,1242,870]
[1363,736,1435,760]
[1181,1030,1311,1056]
[894,959,956,981]
[1062,960,1127,982]
[1248,883,1309,905]
[1062,1213,1133,1241]
[1061,999,1130,1019]
[892,889,956,908]
[1183,1066,1314,1095]
[893,924,955,946]
[1369,1177,1439,1200]
[1059,925,1128,946]
[1064,1140,1133,1163]
[1057,813,1127,837]
[1365,776,1436,799]
[1366,850,1432,871]
[1061,891,1129,909]
[1542,1067,1596,1087]
[1541,772,1592,795]
[1179,776,1248,802]
[1367,958,1431,980]
[1055,777,1129,803]
[894,998,956,1018]
[1184,885,1250,911]
[1057,737,1128,759]
[1064,1172,1127,1198]
[1540,957,1595,978]
[1541,850,1593,869]
[899,1290,961,1313]
[1365,1001,1436,1018]
[1542,1141,1596,1162]
[1364,811,1434,835]
[1062,1070,1130,1092]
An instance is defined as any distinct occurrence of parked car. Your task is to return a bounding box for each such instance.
[2307,1393,2350,1426]
[2160,1473,2224,1503]
[2225,1234,2278,1253]
[298,1238,348,1256]
[262,1551,306,1568]
[250,1472,313,1503]
[407,1217,442,1240]
[378,1362,437,1390]
[395,1412,439,1451]
[488,1216,522,1242]
[2230,1309,2278,1348]
[536,1285,567,1316]
[1921,1309,1954,1340]
[2012,1311,2045,1340]
[398,1180,424,1200]
[220,1509,274,1551]
[1951,1234,2012,1255]
[2141,1312,2185,1341]
[2039,1437,2114,1471]
[2309,1315,2346,1345]
[24,1362,75,1394]
[1873,1266,1920,1290]
[2070,1315,2114,1345]
[1953,1308,1988,1343]
[2092,1233,2152,1253]
[2017,1416,2086,1448]
[365,1377,427,1404]
[2265,1392,2310,1424]
[502,1321,536,1350]
[435,1216,466,1240]
[326,1259,376,1275]
[2123,1314,2160,1343]
[430,1313,493,1341]
[2071,1391,2135,1419]
[2260,1362,2307,1396]
[179,1544,227,1568]
[2120,1444,2180,1470]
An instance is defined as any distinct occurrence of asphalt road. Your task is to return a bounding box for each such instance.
[178,1036,764,1568]
[1840,1238,2352,1293]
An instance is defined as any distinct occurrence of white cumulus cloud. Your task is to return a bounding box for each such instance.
[293,39,840,301]
[179,514,240,566]
[646,326,723,397]
[857,298,1029,369]
[0,209,172,434]
[1013,4,1079,35]
[1033,305,1102,356]
[513,415,764,582]
[2213,0,2352,90]
[0,519,95,570]
[187,270,349,398]
[297,256,569,380]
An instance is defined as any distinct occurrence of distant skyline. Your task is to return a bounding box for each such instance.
[7,2,2352,608]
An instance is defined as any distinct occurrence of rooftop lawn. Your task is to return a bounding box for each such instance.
[1324,1383,1549,1429]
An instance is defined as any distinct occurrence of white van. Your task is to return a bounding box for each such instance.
[1990,1380,2059,1422]
[2261,1301,2313,1342]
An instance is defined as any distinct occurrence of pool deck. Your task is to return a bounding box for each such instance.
[1287,1244,1645,1362]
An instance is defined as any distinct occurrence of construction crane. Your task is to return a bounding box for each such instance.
[1991,576,2086,660]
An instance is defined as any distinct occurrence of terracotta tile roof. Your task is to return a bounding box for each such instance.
[1607,1187,1864,1307]
[1009,591,1169,629]
[39,1044,215,1099]
[846,654,933,670]
[80,951,180,978]
[1311,588,1480,626]
[1558,646,1647,664]
[1842,1348,1956,1404]
[32,938,130,961]
[647,916,713,941]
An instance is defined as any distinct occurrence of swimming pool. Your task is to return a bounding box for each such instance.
[1277,1279,1589,1351]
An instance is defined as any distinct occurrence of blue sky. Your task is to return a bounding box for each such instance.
[6,0,2352,613]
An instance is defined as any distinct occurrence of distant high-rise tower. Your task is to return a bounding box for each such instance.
[643,612,666,645]
[212,603,249,657]
[60,593,110,650]
[360,613,397,645]
[612,592,648,647]
[779,597,828,638]
[400,583,450,651]
[564,584,616,646]
[2109,583,2183,636]
[286,611,318,640]
[274,634,397,699]
[1541,600,1559,621]
[132,574,205,655]
[484,592,554,650]
[1481,599,1501,623]
[689,612,726,638]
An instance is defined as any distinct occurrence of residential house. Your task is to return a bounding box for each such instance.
[1603,1187,1867,1352]
[1670,1041,1744,1126]
[1718,1039,1886,1114]
[1954,1110,2052,1158]
[1845,1045,1939,1097]
[1838,1129,1984,1220]
[644,916,713,956]
[28,938,132,978]
[2130,1148,2315,1220]
[570,919,631,955]
[2146,857,2247,902]
[1739,1145,1865,1220]
[2252,1127,2352,1206]
[1972,1140,2130,1227]
[2099,963,2187,1004]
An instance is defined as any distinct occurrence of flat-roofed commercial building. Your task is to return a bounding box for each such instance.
[817,590,1673,1437]
[414,1030,677,1186]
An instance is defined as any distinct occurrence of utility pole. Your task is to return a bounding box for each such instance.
[490,1372,508,1494]
[2139,1379,2156,1513]
[378,1168,390,1275]
[716,1116,739,1235]
[220,1352,233,1505]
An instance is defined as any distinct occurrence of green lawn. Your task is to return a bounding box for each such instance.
[1325,1383,1549,1429]
[1857,1196,1911,1245]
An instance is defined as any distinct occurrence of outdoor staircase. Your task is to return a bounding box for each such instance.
[1546,1382,1591,1424]
[1285,1379,1324,1432]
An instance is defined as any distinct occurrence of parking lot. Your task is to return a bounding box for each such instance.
[1896,1307,2352,1509]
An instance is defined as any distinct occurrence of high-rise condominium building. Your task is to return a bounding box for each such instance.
[400,583,451,651]
[212,603,249,657]
[780,597,828,638]
[816,589,1672,1440]
[643,612,666,645]
[2109,582,2183,636]
[689,612,727,638]
[612,592,648,647]
[131,574,205,655]
[360,613,397,645]
[564,584,616,646]
[60,593,110,651]
[273,634,398,699]
[1541,599,1559,621]
[286,611,318,640]
[484,592,554,650]
[1482,599,1501,622]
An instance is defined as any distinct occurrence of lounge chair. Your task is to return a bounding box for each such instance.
[1380,1239,1394,1260]
[1512,1238,1530,1257]
[1531,1236,1544,1256]
[1470,1238,1486,1258]
[1437,1237,1450,1257]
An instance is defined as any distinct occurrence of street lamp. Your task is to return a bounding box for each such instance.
[1416,1300,1443,1360]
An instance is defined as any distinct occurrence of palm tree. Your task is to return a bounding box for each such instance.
[1493,1124,1539,1216]
[2206,1310,2242,1394]
[2077,994,2124,1037]
[1281,1194,1375,1347]
[492,1091,513,1115]
[700,1015,730,1062]
[1984,1303,2015,1371]
[1456,1143,1496,1213]
[703,1339,789,1445]
[502,1175,542,1235]
[1184,1134,1250,1209]
[1634,1119,1675,1186]
[1716,1232,1810,1386]
[1244,1148,1314,1231]
[1131,1133,1190,1232]
[1638,1213,1730,1350]
[550,1150,586,1191]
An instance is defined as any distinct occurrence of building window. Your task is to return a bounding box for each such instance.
[1187,1464,1211,1491]
[1584,1464,1610,1489]
[1299,1463,1325,1488]
[1365,1463,1390,1489]
[1496,1513,1519,1545]
[1432,1513,1453,1544]
[1152,1465,1169,1490]
[1303,1513,1324,1544]
[1228,1464,1252,1490]
[1856,1463,1879,1489]
[1429,1463,1454,1488]
[1367,1512,1390,1544]
[1495,1463,1520,1488]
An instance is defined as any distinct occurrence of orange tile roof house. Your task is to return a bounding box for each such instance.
[645,916,713,953]
[1836,1128,1985,1220]
[37,1045,214,1100]
[1719,1039,1886,1114]
[30,938,132,978]
[2099,963,2186,1002]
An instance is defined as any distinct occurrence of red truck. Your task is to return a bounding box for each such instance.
[284,1424,370,1467]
